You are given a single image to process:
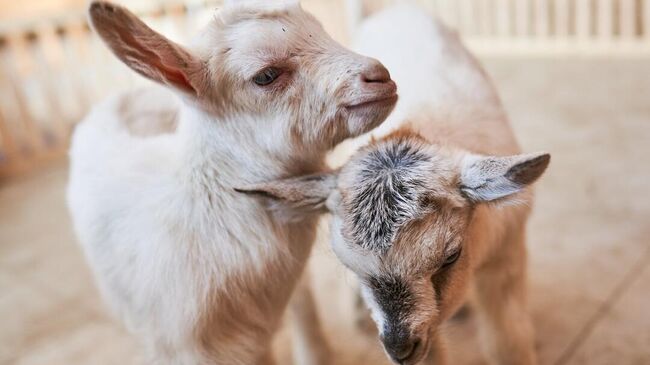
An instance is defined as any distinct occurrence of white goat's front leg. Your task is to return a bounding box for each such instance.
[290,271,332,365]
[474,228,537,365]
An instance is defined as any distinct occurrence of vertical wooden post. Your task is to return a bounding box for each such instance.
[555,0,571,37]
[0,38,17,167]
[34,24,67,148]
[534,0,550,37]
[8,33,43,158]
[645,0,650,39]
[496,0,511,37]
[576,0,591,41]
[65,21,93,115]
[619,0,636,39]
[458,0,476,36]
[477,0,493,36]
[515,0,531,38]
[596,0,613,41]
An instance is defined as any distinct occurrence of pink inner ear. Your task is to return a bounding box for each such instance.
[149,56,195,94]
[115,29,196,94]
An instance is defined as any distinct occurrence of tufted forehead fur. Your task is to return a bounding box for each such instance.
[338,133,467,254]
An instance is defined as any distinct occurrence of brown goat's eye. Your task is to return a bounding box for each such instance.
[442,249,461,268]
[253,67,281,86]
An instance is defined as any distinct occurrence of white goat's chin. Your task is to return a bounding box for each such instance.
[346,94,398,135]
[346,94,398,111]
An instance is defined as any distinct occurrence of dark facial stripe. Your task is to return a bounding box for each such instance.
[367,273,415,337]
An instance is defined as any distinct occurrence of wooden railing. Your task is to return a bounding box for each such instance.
[424,0,650,55]
[0,1,219,179]
[353,0,650,54]
[1,0,649,179]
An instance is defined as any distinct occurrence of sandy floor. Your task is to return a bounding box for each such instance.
[1,58,649,365]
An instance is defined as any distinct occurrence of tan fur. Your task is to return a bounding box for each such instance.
[328,111,541,365]
[245,6,549,364]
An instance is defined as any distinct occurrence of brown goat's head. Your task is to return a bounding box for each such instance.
[237,132,550,364]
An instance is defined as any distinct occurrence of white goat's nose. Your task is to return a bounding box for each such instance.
[361,61,392,84]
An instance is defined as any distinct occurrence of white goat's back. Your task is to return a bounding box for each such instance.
[346,4,519,156]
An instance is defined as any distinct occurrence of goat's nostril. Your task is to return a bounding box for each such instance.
[361,63,391,84]
[388,338,420,362]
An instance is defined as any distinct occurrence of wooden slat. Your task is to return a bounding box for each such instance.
[0,102,18,165]
[597,0,613,40]
[477,0,494,37]
[619,0,636,38]
[0,42,18,164]
[645,0,650,38]
[33,24,68,145]
[534,0,550,37]
[576,0,592,39]
[57,21,90,119]
[515,0,531,37]
[555,0,571,37]
[495,0,512,37]
[6,34,42,156]
[457,0,476,36]
[443,0,460,29]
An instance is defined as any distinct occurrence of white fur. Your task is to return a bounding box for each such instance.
[67,1,396,364]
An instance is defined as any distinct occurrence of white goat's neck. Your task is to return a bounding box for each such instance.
[175,102,325,188]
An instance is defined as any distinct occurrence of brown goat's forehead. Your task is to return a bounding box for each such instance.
[387,206,470,273]
[340,137,463,254]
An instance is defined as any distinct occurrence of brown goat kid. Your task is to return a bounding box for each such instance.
[239,4,550,365]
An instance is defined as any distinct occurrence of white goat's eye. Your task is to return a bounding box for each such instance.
[253,67,281,86]
[442,249,461,268]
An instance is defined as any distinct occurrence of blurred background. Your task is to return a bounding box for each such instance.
[1,0,649,364]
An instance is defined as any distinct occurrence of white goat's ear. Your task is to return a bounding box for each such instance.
[460,152,550,203]
[88,1,205,96]
[235,173,338,221]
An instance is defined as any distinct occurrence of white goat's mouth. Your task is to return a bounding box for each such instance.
[345,93,398,110]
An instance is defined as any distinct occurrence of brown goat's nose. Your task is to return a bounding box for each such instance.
[383,335,421,363]
[361,62,391,84]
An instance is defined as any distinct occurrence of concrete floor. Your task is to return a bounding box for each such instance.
[1,59,649,364]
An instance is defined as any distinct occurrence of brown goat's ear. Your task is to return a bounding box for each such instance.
[88,1,205,96]
[235,173,339,221]
[460,152,550,203]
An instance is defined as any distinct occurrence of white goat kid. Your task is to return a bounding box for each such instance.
[239,4,549,365]
[67,1,397,364]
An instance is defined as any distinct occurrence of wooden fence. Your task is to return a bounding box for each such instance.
[1,0,649,178]
[0,1,220,178]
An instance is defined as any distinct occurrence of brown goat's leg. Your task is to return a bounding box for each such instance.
[474,228,537,365]
[290,271,332,365]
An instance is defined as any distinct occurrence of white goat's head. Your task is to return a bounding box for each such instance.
[89,0,397,157]
[238,132,550,364]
